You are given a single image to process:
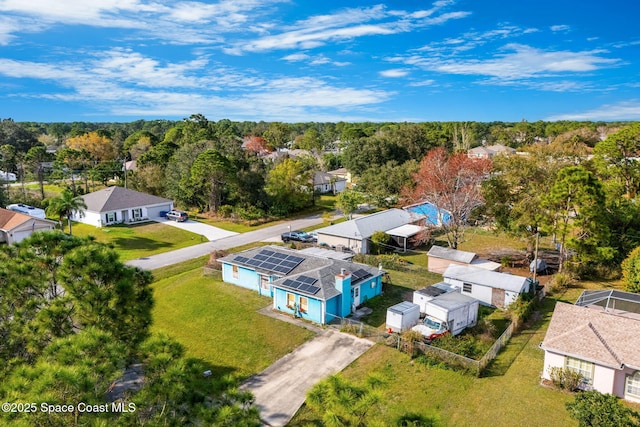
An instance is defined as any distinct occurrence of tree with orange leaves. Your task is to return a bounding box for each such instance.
[401,147,492,249]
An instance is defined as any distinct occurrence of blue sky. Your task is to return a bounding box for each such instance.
[0,0,639,123]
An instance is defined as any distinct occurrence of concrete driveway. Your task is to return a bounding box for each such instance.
[153,216,238,241]
[241,328,373,426]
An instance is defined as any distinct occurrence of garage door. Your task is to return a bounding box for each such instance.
[147,204,173,218]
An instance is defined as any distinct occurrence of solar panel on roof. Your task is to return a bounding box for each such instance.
[352,269,373,282]
[280,260,298,268]
[254,254,269,261]
[246,259,261,266]
[307,286,320,294]
[287,255,304,264]
[260,249,275,256]
[235,256,250,263]
[273,265,290,274]
[271,252,287,259]
[262,262,278,270]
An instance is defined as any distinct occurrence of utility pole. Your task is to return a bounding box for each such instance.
[532,232,540,284]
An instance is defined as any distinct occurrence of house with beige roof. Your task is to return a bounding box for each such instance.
[70,186,174,227]
[540,301,640,403]
[0,207,57,244]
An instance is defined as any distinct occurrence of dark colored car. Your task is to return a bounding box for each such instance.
[281,230,314,243]
[166,210,188,222]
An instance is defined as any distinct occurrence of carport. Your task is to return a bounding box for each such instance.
[386,224,423,252]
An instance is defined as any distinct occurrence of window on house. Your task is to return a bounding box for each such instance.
[286,293,295,308]
[132,208,142,219]
[106,212,116,223]
[299,296,308,312]
[626,371,640,398]
[232,265,238,279]
[462,283,472,293]
[260,275,269,291]
[566,356,594,384]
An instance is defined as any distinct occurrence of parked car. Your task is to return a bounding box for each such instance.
[281,230,314,243]
[166,210,188,222]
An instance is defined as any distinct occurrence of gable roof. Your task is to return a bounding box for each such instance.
[541,302,640,370]
[314,171,346,186]
[428,246,477,264]
[443,264,530,292]
[219,245,383,301]
[81,187,172,213]
[0,208,33,230]
[0,208,56,231]
[316,208,423,239]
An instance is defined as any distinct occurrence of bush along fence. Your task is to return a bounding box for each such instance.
[336,288,545,377]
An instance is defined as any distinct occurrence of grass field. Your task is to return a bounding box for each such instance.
[151,268,314,379]
[71,222,205,261]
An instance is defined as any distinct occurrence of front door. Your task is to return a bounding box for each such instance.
[351,285,361,309]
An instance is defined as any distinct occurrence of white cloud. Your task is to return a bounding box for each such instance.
[380,69,409,77]
[546,100,640,121]
[228,3,470,54]
[550,24,570,32]
[409,79,435,87]
[399,44,619,80]
[0,50,389,121]
[282,53,311,62]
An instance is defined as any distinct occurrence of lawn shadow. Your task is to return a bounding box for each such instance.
[481,297,557,378]
[112,235,174,251]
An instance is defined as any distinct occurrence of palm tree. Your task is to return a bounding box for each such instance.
[46,189,87,236]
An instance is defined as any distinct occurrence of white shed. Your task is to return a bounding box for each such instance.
[386,301,420,333]
[443,264,532,309]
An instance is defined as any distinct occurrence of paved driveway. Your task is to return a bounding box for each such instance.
[153,217,238,241]
[241,327,373,426]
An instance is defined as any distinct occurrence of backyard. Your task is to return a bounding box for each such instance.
[142,227,635,426]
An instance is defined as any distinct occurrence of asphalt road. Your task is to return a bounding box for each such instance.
[125,213,329,270]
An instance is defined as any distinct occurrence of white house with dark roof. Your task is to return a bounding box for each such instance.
[427,246,501,274]
[217,245,384,324]
[0,208,57,244]
[442,264,531,308]
[71,186,173,227]
[315,208,424,254]
[313,171,347,194]
[540,301,640,403]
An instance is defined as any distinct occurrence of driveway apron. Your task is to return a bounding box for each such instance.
[241,329,373,426]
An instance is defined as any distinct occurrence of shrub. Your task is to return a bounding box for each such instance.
[548,366,583,391]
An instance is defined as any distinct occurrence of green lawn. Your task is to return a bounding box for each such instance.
[70,222,205,261]
[151,268,315,379]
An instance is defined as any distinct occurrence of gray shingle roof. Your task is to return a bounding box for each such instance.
[428,246,477,263]
[443,264,530,292]
[81,187,172,213]
[316,208,423,239]
[541,302,640,369]
[219,245,383,301]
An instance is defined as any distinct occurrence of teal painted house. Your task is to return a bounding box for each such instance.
[218,246,384,324]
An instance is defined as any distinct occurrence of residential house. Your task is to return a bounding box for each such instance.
[427,245,501,274]
[442,264,532,308]
[313,171,347,194]
[328,167,352,184]
[315,208,424,254]
[0,208,57,244]
[217,245,384,324]
[403,201,451,227]
[71,186,173,227]
[540,301,640,403]
[467,144,516,159]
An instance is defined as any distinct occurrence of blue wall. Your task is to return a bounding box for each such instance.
[358,276,383,303]
[221,263,275,296]
[273,287,323,324]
